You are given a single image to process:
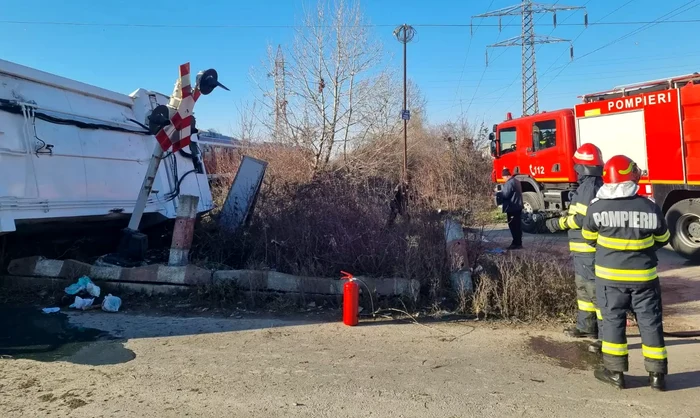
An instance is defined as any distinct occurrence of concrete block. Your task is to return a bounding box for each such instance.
[59,259,92,279]
[182,265,212,286]
[90,265,123,281]
[357,276,420,301]
[35,259,65,277]
[121,264,160,283]
[7,256,43,276]
[214,269,418,299]
[214,270,268,290]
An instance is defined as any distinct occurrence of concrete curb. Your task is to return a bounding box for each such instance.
[1,275,190,296]
[214,270,420,301]
[7,256,211,286]
[6,257,420,299]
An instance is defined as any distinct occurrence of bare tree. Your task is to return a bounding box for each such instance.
[251,0,385,171]
[346,75,427,174]
[234,100,261,142]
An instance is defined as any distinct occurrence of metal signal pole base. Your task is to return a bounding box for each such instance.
[117,143,165,260]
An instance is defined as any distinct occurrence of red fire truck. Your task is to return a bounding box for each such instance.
[489,73,700,261]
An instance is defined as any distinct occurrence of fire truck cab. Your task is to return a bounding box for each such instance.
[490,109,579,232]
[490,73,700,262]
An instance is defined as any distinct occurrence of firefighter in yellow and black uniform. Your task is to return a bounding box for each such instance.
[581,155,670,391]
[546,143,604,352]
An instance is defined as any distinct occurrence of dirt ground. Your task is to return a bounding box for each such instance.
[0,313,699,418]
[1,227,699,418]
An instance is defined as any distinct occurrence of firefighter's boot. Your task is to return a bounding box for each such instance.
[564,327,596,339]
[594,367,625,389]
[649,373,666,391]
[588,340,602,354]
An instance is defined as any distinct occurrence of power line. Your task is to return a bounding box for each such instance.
[2,19,700,29]
[451,0,496,111]
[494,0,612,113]
[421,50,700,75]
[459,0,569,117]
[468,0,589,118]
[461,15,520,117]
[472,0,589,116]
[540,0,700,93]
[539,0,628,80]
[428,62,700,101]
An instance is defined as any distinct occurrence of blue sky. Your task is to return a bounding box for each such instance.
[1,0,699,135]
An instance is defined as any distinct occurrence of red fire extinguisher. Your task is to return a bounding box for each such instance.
[341,271,359,326]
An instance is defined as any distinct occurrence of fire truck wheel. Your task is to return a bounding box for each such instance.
[667,198,700,262]
[521,191,544,234]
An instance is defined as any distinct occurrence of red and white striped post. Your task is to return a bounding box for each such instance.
[168,194,199,266]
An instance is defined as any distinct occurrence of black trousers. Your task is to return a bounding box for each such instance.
[507,210,522,246]
[597,280,667,374]
[573,255,602,338]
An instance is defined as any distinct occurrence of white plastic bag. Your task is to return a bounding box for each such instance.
[42,307,60,314]
[69,296,94,310]
[65,276,100,298]
[102,294,122,313]
[85,281,101,298]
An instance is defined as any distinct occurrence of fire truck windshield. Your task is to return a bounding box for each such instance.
[499,127,517,155]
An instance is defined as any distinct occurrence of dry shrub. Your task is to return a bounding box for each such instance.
[190,142,453,305]
[207,143,315,210]
[410,129,493,217]
[346,122,494,219]
[195,170,448,288]
[192,122,578,320]
[472,250,576,321]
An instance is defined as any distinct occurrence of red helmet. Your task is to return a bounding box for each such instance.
[573,143,604,166]
[603,155,641,184]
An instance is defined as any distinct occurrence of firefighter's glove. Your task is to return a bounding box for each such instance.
[545,218,561,233]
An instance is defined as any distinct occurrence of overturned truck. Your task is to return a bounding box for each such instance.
[0,59,216,235]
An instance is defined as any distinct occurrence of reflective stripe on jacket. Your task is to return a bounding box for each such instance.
[552,176,602,254]
[581,195,670,287]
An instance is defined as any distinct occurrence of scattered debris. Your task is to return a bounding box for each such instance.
[101,294,122,313]
[41,307,60,314]
[61,275,123,313]
[69,296,94,311]
[486,248,506,254]
[65,276,100,298]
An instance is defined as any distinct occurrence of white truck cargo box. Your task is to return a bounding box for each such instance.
[0,59,214,234]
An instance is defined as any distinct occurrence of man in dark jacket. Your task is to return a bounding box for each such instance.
[582,155,670,391]
[496,168,523,250]
[545,143,605,352]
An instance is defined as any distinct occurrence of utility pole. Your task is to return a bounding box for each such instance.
[393,24,416,184]
[473,1,587,116]
[388,24,416,223]
[273,45,287,142]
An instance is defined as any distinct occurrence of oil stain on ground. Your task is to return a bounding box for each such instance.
[0,306,135,365]
[528,336,601,371]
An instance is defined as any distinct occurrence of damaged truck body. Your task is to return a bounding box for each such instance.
[0,59,217,235]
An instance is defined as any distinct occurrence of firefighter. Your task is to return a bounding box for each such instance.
[581,155,670,391]
[545,143,604,352]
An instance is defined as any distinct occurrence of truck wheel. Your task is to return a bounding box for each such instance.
[667,198,700,262]
[522,191,544,234]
